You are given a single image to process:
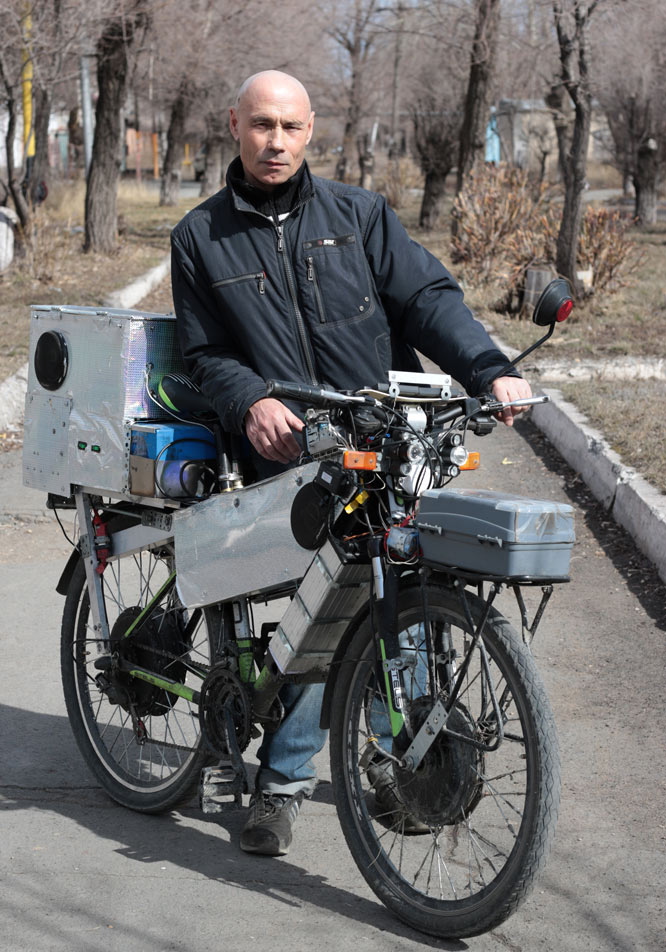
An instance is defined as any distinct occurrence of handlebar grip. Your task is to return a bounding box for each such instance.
[266,379,333,407]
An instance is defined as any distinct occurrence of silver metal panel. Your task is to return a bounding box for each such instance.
[269,540,371,675]
[173,463,319,609]
[22,391,72,495]
[22,305,184,497]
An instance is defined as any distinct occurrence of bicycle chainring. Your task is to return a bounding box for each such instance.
[199,665,253,758]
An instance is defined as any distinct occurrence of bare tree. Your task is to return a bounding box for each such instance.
[592,0,666,224]
[456,0,501,194]
[0,0,83,242]
[159,76,194,205]
[548,0,599,296]
[326,0,387,182]
[84,2,150,252]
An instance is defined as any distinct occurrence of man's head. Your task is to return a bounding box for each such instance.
[230,70,314,191]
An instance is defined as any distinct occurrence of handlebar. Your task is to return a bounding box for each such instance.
[266,379,372,408]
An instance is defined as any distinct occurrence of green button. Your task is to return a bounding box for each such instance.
[77,441,87,451]
[91,444,101,453]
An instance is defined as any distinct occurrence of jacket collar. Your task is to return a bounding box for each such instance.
[226,156,315,218]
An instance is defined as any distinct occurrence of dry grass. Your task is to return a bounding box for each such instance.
[0,179,193,381]
[559,379,666,494]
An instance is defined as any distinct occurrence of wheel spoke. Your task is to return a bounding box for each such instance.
[64,543,213,802]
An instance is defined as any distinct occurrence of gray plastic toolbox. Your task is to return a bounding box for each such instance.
[415,488,575,579]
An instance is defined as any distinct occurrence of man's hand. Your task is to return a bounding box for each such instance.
[491,376,533,427]
[244,398,304,462]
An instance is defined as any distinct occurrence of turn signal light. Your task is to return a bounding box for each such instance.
[460,451,480,471]
[343,450,377,471]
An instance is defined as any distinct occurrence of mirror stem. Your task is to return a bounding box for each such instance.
[501,323,555,377]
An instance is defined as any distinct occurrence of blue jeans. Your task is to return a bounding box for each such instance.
[256,682,328,796]
[256,627,429,795]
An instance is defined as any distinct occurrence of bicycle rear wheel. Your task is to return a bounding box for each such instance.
[61,547,216,813]
[329,580,560,939]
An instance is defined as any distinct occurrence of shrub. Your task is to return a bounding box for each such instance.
[577,207,641,292]
[452,164,641,309]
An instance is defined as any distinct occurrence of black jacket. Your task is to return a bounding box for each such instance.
[171,159,515,434]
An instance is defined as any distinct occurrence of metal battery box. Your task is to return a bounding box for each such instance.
[269,540,371,676]
[415,488,575,579]
[22,305,184,499]
[173,463,320,608]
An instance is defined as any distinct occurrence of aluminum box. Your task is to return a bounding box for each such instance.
[415,488,574,579]
[269,540,371,675]
[173,463,320,608]
[22,305,184,499]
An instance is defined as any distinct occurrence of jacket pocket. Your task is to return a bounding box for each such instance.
[211,271,265,294]
[302,235,374,325]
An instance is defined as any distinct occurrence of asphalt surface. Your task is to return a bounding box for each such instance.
[1,415,665,952]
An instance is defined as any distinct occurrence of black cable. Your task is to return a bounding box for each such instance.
[53,505,76,547]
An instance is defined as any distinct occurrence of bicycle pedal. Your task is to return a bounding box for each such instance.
[199,764,248,813]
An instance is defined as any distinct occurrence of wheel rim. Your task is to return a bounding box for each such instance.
[345,602,537,907]
[71,548,211,793]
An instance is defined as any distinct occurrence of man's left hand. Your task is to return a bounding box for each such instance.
[491,376,532,427]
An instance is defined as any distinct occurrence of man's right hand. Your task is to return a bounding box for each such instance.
[244,398,304,463]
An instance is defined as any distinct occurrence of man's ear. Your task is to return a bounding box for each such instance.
[306,110,315,146]
[229,107,239,141]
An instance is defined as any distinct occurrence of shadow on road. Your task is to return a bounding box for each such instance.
[0,703,466,951]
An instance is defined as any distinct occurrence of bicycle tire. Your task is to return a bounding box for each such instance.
[329,580,560,939]
[61,550,215,813]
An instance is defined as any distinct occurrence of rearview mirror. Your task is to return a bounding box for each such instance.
[533,278,573,327]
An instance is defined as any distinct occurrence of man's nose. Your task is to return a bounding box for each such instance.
[269,126,285,150]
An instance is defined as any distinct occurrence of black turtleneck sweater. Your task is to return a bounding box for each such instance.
[227,156,307,222]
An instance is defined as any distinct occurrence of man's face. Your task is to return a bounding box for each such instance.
[229,77,314,190]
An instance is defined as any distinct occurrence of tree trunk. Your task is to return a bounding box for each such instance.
[551,0,595,298]
[455,0,501,195]
[30,84,52,205]
[419,170,448,229]
[199,113,229,197]
[338,52,362,182]
[545,83,571,184]
[0,66,31,248]
[633,139,658,224]
[84,10,146,253]
[160,82,189,206]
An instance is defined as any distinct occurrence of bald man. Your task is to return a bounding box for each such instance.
[171,69,530,856]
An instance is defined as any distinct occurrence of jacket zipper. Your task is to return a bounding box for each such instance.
[276,223,318,384]
[306,256,327,324]
[212,272,265,294]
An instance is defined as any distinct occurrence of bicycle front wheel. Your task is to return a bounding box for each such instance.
[329,581,560,939]
[61,547,216,813]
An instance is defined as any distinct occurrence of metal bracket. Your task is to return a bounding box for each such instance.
[74,492,111,654]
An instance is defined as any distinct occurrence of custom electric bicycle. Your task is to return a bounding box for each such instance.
[46,280,574,939]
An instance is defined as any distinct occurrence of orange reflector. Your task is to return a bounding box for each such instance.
[460,451,480,471]
[343,450,377,471]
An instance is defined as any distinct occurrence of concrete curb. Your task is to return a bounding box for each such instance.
[487,328,666,586]
[0,254,171,432]
[531,392,666,585]
[103,253,170,310]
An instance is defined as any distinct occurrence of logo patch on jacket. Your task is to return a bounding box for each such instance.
[303,234,356,251]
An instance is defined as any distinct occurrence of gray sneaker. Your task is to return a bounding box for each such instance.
[368,759,430,835]
[239,791,304,856]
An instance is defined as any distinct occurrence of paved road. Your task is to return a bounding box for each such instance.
[1,416,665,952]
